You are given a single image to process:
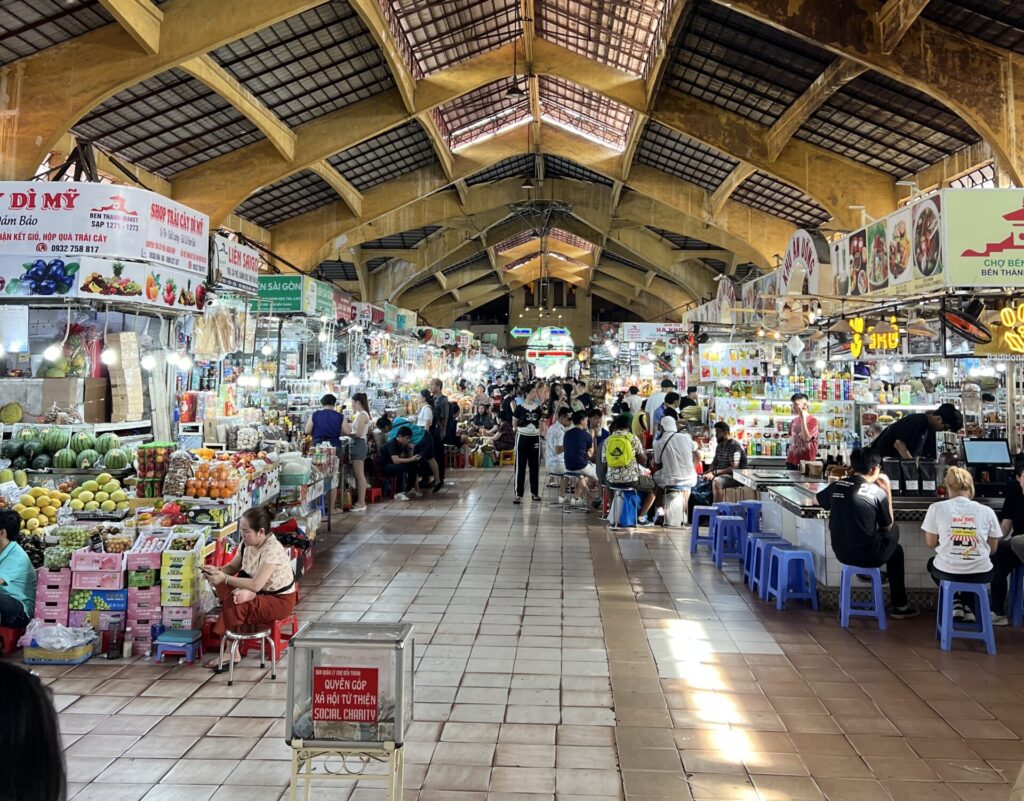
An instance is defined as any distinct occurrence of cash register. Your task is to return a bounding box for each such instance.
[962,438,1015,496]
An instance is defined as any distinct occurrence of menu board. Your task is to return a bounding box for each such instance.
[698,343,765,381]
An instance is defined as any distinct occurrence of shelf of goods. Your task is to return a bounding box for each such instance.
[857,388,1008,446]
[710,377,856,459]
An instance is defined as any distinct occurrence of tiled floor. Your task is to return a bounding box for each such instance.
[29,468,1024,800]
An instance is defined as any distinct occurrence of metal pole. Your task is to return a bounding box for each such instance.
[275,318,284,391]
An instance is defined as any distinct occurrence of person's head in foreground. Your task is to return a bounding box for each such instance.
[240,505,274,548]
[395,426,413,446]
[611,414,631,432]
[320,393,337,408]
[0,660,65,801]
[849,447,882,479]
[944,465,975,499]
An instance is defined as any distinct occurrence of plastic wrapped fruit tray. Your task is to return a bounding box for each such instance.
[72,510,130,522]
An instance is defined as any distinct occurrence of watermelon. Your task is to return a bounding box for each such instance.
[21,439,43,462]
[41,427,70,454]
[1,440,23,460]
[76,449,100,469]
[31,454,51,470]
[53,448,78,468]
[10,455,28,470]
[16,426,39,441]
[102,448,128,470]
[70,431,96,454]
[95,432,120,455]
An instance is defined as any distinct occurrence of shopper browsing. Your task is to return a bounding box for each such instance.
[816,448,919,618]
[383,416,439,495]
[575,380,593,410]
[922,466,1002,623]
[0,509,36,628]
[647,378,674,423]
[625,385,643,415]
[652,391,680,432]
[305,393,345,447]
[343,393,372,512]
[680,387,699,408]
[203,505,297,669]
[786,392,820,470]
[546,406,571,478]
[513,382,544,504]
[652,413,698,499]
[429,379,451,486]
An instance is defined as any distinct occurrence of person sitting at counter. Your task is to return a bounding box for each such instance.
[922,466,1002,624]
[709,422,748,503]
[991,461,1024,625]
[870,403,963,460]
[786,392,819,470]
[816,448,919,619]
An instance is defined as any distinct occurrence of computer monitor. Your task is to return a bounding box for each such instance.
[962,439,1012,466]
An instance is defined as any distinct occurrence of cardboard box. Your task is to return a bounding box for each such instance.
[68,589,128,611]
[83,378,109,423]
[41,378,81,413]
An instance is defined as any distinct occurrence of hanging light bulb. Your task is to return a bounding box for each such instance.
[341,371,360,386]
[318,331,328,342]
[893,361,904,374]
[779,365,791,376]
[178,355,193,372]
[936,365,949,376]
[996,363,1007,373]
[260,376,274,388]
[814,358,826,370]
[261,343,272,356]
[674,366,684,376]
[44,306,72,362]
[879,363,891,376]
[141,353,157,371]
[773,331,782,340]
[166,352,180,367]
[99,307,117,365]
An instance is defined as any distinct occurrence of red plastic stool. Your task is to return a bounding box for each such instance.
[201,616,221,653]
[367,487,382,504]
[239,614,300,661]
[0,626,24,655]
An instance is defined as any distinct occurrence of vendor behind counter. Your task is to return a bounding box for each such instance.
[870,403,963,461]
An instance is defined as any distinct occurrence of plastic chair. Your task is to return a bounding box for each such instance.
[563,470,587,513]
[839,565,887,629]
[240,613,300,660]
[0,626,24,655]
[752,537,789,598]
[690,506,719,554]
[739,500,763,533]
[663,486,688,528]
[366,487,382,504]
[743,533,783,590]
[714,502,744,517]
[936,580,996,654]
[712,515,746,569]
[608,485,638,529]
[766,547,819,610]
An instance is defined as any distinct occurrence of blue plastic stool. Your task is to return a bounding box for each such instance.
[839,565,887,629]
[753,538,791,599]
[766,548,819,610]
[690,506,718,555]
[1008,564,1024,627]
[712,515,746,569]
[744,533,783,589]
[936,580,996,653]
[714,502,743,517]
[739,500,763,533]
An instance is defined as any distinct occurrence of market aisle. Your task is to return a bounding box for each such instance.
[42,468,1024,800]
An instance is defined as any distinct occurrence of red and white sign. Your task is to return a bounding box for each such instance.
[0,182,209,276]
[312,666,379,723]
[334,288,355,322]
[781,229,830,296]
[211,234,260,295]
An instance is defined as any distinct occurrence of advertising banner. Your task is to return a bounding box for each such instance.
[619,322,687,342]
[251,274,304,313]
[780,229,831,296]
[311,666,378,723]
[944,188,1024,287]
[334,288,355,322]
[306,278,335,317]
[384,302,399,332]
[0,182,209,276]
[210,234,260,295]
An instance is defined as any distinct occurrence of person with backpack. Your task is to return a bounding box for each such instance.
[602,414,655,526]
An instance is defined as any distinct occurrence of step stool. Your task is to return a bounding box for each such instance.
[755,540,796,599]
[664,486,689,527]
[743,533,783,590]
[712,515,746,569]
[367,487,383,504]
[500,450,515,466]
[690,506,719,554]
[766,548,819,610]
[936,580,996,654]
[714,502,744,517]
[154,629,204,665]
[839,565,887,630]
[239,613,300,661]
[0,626,24,655]
[1008,564,1024,626]
[739,500,763,533]
[221,624,276,686]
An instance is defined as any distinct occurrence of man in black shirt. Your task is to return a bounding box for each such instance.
[870,403,962,460]
[379,426,420,502]
[680,387,699,409]
[816,447,919,618]
[991,461,1024,624]
[575,380,593,411]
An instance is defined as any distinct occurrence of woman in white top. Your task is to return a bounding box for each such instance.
[343,392,372,511]
[640,413,699,523]
[922,466,1002,623]
[417,389,435,429]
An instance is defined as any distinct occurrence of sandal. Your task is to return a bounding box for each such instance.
[206,655,241,671]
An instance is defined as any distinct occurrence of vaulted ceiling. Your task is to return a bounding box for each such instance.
[4,0,1019,324]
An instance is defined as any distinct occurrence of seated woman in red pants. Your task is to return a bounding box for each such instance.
[202,505,296,670]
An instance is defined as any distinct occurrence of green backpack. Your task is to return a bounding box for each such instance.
[605,432,635,469]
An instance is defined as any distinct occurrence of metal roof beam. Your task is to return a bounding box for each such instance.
[765,57,866,160]
[346,0,415,112]
[714,0,1024,186]
[876,0,932,55]
[98,0,163,55]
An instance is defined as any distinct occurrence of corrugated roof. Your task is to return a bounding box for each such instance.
[327,121,437,191]
[540,77,634,149]
[0,0,113,65]
[465,155,536,186]
[634,120,737,192]
[235,170,339,228]
[731,171,831,228]
[435,79,531,149]
[923,1,1024,56]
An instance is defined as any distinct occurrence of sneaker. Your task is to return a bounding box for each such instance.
[962,607,976,624]
[889,605,920,619]
[952,600,965,621]
[656,507,665,519]
[432,482,442,494]
[991,612,1010,627]
[350,505,367,512]
[558,496,565,504]
[395,492,411,502]
[408,489,422,498]
[637,515,648,525]
[532,495,542,502]
[513,497,522,505]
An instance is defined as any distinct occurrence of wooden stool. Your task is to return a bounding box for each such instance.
[500,450,515,466]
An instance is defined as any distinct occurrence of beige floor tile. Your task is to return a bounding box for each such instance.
[431,741,496,765]
[93,757,176,784]
[160,758,240,784]
[422,764,492,792]
[490,766,557,793]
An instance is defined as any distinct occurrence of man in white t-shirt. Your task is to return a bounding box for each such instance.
[645,378,674,420]
[545,406,571,477]
[922,466,1002,623]
[625,385,643,415]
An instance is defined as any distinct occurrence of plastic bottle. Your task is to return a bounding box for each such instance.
[122,627,134,659]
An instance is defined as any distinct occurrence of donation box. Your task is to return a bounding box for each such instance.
[286,622,414,747]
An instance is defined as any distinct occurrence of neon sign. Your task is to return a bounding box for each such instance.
[1000,303,1024,353]
[849,316,900,359]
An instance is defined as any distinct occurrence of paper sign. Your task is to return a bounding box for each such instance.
[0,305,28,352]
[312,666,379,723]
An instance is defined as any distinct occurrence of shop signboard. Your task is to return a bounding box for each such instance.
[305,278,335,318]
[355,302,373,326]
[780,229,830,296]
[619,322,687,342]
[210,234,260,295]
[457,331,472,348]
[0,181,209,276]
[251,274,304,313]
[441,328,456,346]
[944,188,1024,287]
[395,307,415,332]
[333,288,355,322]
[510,327,533,338]
[383,302,399,332]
